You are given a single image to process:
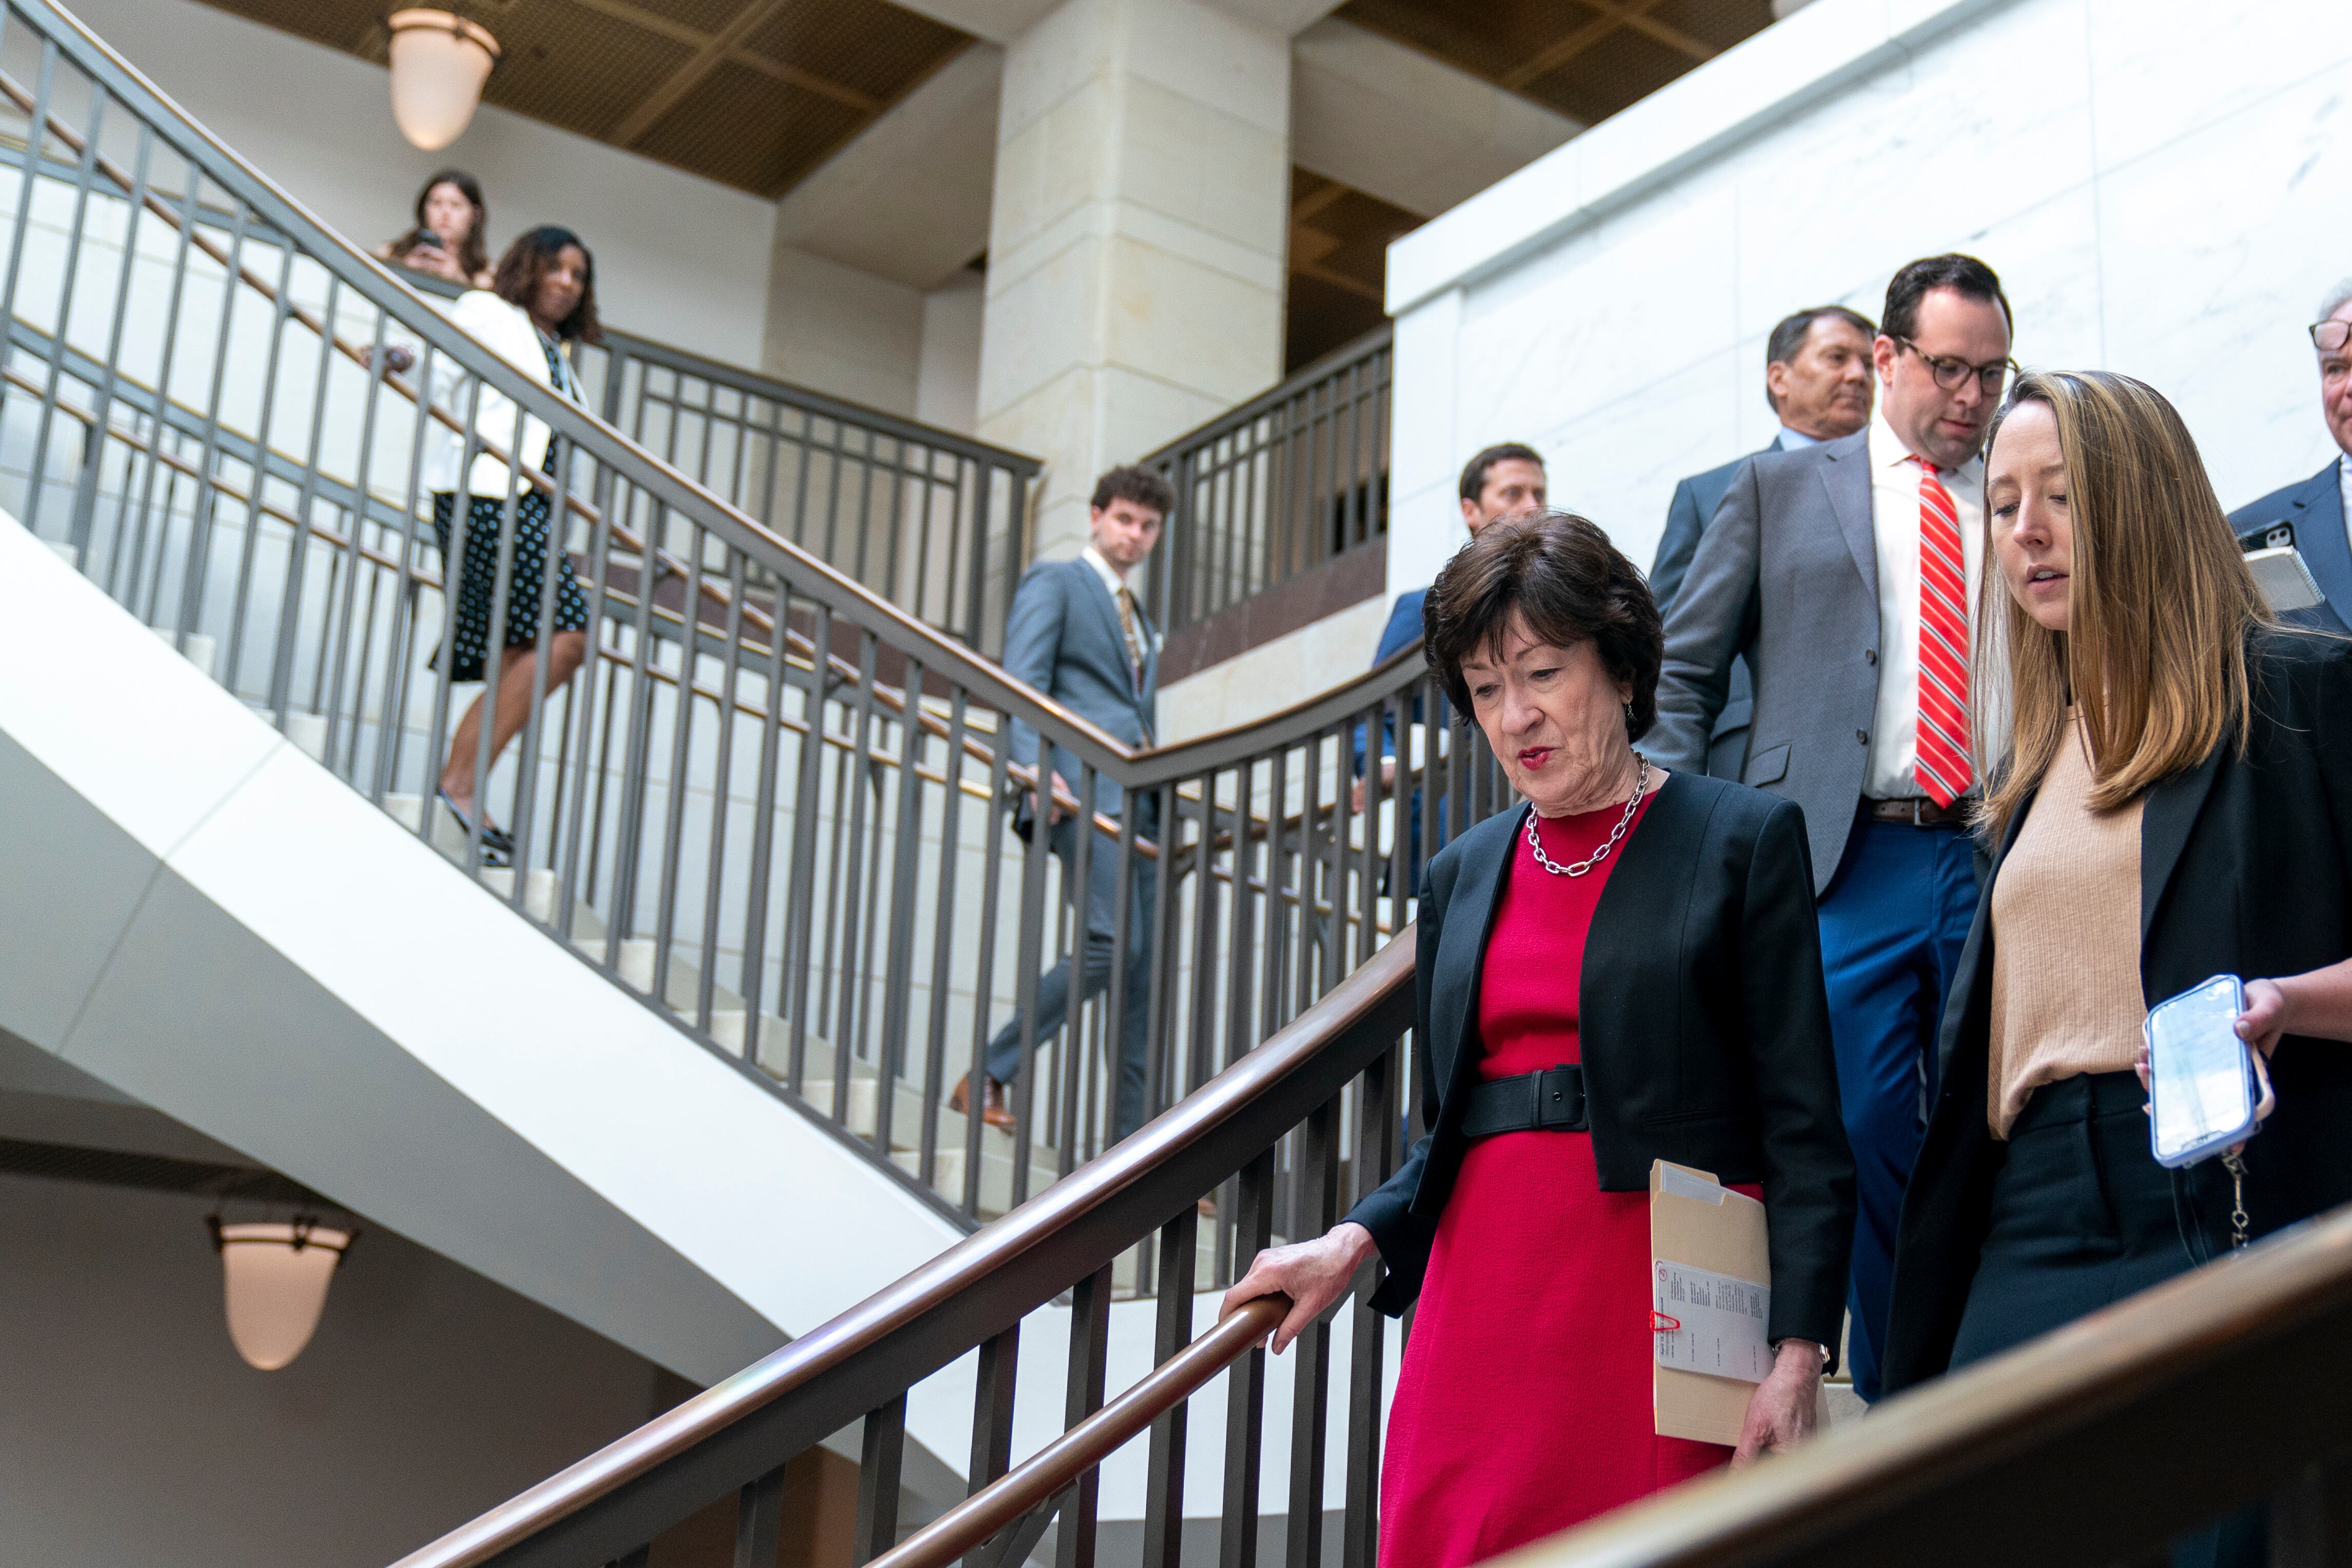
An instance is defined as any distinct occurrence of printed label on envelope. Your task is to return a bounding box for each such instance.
[1653,1261,1772,1383]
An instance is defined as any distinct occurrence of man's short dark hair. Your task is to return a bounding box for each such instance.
[1422,509,1663,740]
[1457,442,1545,503]
[1881,254,2010,345]
[1763,305,1876,411]
[1091,464,1174,519]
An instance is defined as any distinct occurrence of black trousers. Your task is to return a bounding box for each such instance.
[1952,1071,2260,1568]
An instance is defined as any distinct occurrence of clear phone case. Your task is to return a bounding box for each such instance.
[2145,974,2259,1169]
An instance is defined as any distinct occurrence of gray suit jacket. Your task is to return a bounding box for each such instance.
[1651,435,1789,780]
[1001,556,1158,818]
[1642,429,1881,892]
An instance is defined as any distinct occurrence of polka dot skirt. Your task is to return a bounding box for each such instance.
[429,488,591,683]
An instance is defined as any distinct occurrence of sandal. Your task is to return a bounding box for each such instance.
[437,788,514,866]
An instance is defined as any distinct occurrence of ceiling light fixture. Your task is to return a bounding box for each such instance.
[386,9,501,152]
[207,1213,357,1370]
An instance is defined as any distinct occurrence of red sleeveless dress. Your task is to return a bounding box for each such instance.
[1378,795,1750,1566]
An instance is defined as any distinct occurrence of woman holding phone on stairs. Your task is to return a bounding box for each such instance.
[1885,370,2352,1568]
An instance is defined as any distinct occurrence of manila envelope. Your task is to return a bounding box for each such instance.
[1650,1159,1771,1446]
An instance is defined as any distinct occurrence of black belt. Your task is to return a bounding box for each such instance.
[1865,796,1969,828]
[1462,1064,1589,1138]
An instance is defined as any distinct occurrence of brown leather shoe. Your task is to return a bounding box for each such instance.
[951,1073,1016,1131]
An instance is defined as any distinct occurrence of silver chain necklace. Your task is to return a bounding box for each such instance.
[1525,758,1652,877]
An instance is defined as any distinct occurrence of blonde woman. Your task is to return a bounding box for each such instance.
[1885,370,2352,1564]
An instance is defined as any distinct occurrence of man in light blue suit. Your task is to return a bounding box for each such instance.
[1650,305,1877,779]
[959,466,1171,1143]
[2231,279,2352,635]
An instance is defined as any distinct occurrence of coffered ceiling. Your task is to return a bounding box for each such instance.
[194,0,973,198]
[1333,0,1772,126]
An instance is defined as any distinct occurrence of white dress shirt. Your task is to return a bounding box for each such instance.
[1081,545,1157,658]
[2337,453,2352,551]
[1864,409,1985,799]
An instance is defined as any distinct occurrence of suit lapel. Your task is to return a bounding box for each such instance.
[2288,466,2352,633]
[1819,433,1878,602]
[2141,741,2227,943]
[1432,806,1523,1092]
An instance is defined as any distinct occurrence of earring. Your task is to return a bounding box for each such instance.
[1622,700,1635,725]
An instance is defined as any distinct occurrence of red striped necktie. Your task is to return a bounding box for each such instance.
[1913,458,1972,808]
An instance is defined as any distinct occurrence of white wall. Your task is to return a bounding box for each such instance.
[1383,0,2352,598]
[67,0,777,368]
[919,269,988,434]
[0,1171,671,1568]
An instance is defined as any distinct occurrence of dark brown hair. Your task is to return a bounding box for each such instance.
[1090,464,1175,519]
[391,168,488,281]
[492,225,603,345]
[1883,252,2010,343]
[1456,441,1544,502]
[1423,509,1663,739]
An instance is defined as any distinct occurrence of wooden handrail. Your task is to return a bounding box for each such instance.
[386,931,1415,1568]
[867,1295,1292,1568]
[1496,1205,2352,1568]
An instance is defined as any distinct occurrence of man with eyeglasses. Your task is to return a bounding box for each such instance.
[1643,253,2015,1405]
[2229,282,2352,634]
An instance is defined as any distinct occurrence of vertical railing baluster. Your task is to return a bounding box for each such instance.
[959,719,1014,1215]
[964,1322,1022,1566]
[1056,1261,1115,1568]
[1342,1045,1399,1564]
[1054,764,1099,1175]
[1220,1146,1277,1568]
[1285,1093,1339,1568]
[1142,1202,1201,1568]
[874,652,928,1159]
[781,600,832,1091]
[919,690,972,1184]
[734,1464,785,1568]
[691,545,750,1026]
[854,1394,909,1566]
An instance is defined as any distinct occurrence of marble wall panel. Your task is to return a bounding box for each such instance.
[1389,0,2352,596]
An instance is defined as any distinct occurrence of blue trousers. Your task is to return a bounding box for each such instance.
[1815,812,1979,1402]
[984,814,1158,1143]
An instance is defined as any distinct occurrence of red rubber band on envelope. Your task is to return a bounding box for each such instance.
[1650,1311,1681,1333]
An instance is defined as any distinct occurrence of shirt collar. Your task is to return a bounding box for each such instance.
[1080,544,1129,598]
[1868,407,1983,481]
[1776,424,1822,450]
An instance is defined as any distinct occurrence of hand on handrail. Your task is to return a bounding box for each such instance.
[1221,1220,1378,1354]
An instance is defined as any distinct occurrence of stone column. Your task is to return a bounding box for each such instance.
[978,0,1291,562]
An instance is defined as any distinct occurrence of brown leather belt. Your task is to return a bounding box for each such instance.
[1866,796,1969,828]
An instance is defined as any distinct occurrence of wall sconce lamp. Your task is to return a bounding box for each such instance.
[206,1212,358,1371]
[386,9,501,151]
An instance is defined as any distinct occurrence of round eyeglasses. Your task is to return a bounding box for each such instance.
[2311,319,2352,354]
[1893,336,2019,395]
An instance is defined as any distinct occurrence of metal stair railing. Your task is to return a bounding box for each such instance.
[0,0,1512,1246]
[390,930,1420,1568]
[1142,323,1390,643]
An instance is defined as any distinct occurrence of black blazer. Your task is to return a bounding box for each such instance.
[1884,630,2352,1394]
[1344,771,1855,1359]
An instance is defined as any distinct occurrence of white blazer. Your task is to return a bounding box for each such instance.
[426,290,582,498]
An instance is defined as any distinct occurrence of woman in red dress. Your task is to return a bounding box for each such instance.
[1225,512,1855,1565]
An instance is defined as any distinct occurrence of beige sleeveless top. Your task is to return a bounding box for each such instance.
[1986,712,2146,1138]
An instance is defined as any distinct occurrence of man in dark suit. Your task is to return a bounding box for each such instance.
[1367,443,1547,669]
[956,465,1169,1142]
[1355,443,1546,817]
[1650,306,1877,779]
[2229,279,2352,634]
[1644,255,2016,1404]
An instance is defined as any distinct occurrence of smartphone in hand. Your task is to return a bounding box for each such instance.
[2145,974,2262,1168]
